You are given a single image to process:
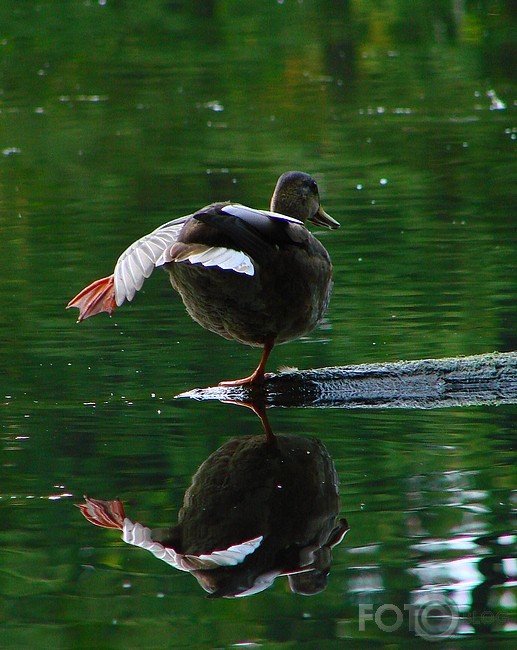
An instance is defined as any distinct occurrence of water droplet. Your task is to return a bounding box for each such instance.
[487,89,506,110]
[204,100,224,112]
[2,147,21,156]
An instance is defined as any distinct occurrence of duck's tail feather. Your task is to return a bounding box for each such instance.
[76,496,126,529]
[67,275,116,322]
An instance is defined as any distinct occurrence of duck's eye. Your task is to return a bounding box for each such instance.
[300,178,318,199]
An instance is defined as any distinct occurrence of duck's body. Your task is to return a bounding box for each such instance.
[67,172,339,385]
[167,201,333,347]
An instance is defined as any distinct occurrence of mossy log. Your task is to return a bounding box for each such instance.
[179,351,517,409]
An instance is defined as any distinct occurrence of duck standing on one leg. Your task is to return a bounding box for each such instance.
[67,171,340,385]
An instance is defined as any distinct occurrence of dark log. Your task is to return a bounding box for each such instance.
[178,351,517,409]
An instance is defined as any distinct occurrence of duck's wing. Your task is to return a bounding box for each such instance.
[77,497,263,576]
[215,205,304,254]
[115,205,287,284]
[68,204,306,322]
[220,204,303,228]
[159,203,305,270]
[158,242,255,276]
[154,203,303,275]
[123,519,263,572]
[67,215,190,321]
[113,215,190,304]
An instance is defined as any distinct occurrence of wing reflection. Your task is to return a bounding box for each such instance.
[78,407,348,598]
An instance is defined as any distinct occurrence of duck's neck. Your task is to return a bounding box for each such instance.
[270,191,305,222]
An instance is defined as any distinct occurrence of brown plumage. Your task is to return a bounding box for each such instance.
[67,171,339,385]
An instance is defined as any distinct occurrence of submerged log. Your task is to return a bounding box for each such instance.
[178,351,517,409]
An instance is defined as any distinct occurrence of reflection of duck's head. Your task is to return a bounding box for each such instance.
[79,433,348,598]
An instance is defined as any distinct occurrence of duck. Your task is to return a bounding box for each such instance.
[67,171,340,385]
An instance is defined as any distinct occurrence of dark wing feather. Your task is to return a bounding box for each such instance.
[192,203,304,264]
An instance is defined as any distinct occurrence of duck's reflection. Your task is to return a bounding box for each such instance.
[78,408,348,598]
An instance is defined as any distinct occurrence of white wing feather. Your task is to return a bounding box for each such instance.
[221,203,303,224]
[176,246,254,276]
[122,518,262,571]
[123,518,188,571]
[185,536,264,568]
[112,204,283,306]
[113,217,189,305]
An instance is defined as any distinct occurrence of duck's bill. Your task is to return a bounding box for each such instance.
[310,207,340,229]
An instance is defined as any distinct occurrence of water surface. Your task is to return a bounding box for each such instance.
[1,1,516,648]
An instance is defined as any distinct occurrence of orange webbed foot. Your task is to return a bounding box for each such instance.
[76,496,126,529]
[67,275,116,322]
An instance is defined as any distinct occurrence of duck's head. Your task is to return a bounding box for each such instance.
[270,171,340,229]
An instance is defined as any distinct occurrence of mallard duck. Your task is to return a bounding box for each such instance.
[67,171,339,385]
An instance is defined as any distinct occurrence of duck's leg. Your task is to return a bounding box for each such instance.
[221,398,276,445]
[219,337,275,387]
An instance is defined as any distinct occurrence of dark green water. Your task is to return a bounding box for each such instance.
[1,1,516,648]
